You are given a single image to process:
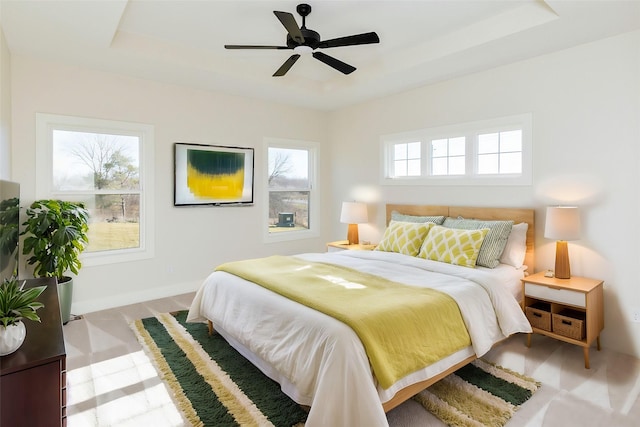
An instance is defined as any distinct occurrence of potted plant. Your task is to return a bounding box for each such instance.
[0,195,20,273]
[21,200,89,324]
[0,276,46,355]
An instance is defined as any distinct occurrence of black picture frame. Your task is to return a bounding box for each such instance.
[174,143,254,206]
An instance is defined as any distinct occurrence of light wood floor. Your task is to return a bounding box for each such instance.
[63,293,640,426]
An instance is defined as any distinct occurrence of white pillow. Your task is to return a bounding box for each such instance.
[499,222,528,268]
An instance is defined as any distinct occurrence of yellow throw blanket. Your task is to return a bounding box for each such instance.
[216,255,471,389]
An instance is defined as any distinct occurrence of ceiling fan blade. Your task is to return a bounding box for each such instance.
[317,32,380,49]
[225,45,290,50]
[312,52,356,75]
[274,11,304,44]
[273,54,301,77]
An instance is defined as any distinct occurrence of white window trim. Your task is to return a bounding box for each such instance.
[35,113,155,266]
[263,137,319,243]
[381,113,532,186]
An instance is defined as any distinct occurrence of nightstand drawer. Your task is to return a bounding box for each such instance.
[525,283,586,307]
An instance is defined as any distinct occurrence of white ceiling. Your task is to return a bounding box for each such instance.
[2,0,639,111]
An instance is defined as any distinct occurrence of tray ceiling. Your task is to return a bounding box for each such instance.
[2,0,639,110]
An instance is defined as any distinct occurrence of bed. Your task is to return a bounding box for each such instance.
[187,204,535,426]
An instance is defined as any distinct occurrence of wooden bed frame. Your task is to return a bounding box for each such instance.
[381,204,535,412]
[205,204,536,415]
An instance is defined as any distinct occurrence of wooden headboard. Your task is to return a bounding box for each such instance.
[385,204,535,270]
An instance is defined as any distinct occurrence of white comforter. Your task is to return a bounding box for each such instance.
[187,250,532,427]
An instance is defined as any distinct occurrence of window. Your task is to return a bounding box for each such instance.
[477,130,522,174]
[393,141,421,177]
[265,138,318,242]
[36,114,155,265]
[381,113,532,186]
[431,137,465,176]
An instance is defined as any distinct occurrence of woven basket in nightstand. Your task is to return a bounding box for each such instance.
[552,310,586,340]
[525,302,551,331]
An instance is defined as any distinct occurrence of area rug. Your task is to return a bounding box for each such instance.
[131,311,539,427]
[131,310,307,427]
[412,358,540,426]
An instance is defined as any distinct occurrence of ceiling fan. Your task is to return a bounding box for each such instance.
[224,3,380,77]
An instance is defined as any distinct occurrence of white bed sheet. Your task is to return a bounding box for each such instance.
[187,250,532,427]
[476,262,528,302]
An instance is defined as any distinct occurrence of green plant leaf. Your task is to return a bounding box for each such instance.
[21,199,89,280]
[0,278,46,326]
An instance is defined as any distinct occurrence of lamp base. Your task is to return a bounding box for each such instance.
[554,240,571,279]
[346,224,359,245]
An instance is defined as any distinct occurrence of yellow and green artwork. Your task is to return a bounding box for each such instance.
[174,143,253,206]
[186,149,245,199]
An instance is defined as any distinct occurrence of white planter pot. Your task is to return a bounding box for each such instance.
[0,321,27,356]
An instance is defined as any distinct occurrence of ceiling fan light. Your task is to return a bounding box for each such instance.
[293,45,313,55]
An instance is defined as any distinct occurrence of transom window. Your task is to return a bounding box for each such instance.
[393,142,421,177]
[431,137,465,176]
[477,130,522,174]
[381,114,532,186]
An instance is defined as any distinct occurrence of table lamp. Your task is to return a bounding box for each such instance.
[340,202,368,244]
[544,206,581,279]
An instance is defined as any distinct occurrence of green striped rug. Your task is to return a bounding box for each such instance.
[131,311,538,427]
[131,311,308,427]
[413,358,540,426]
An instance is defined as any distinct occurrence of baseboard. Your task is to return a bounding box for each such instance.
[71,279,203,315]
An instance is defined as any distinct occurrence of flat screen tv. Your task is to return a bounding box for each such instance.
[0,179,20,281]
[174,143,254,206]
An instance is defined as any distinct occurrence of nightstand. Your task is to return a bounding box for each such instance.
[522,272,604,368]
[326,240,377,252]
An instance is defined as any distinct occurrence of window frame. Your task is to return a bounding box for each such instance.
[475,128,523,175]
[430,136,466,176]
[381,113,532,186]
[393,140,422,178]
[35,113,155,266]
[264,137,319,243]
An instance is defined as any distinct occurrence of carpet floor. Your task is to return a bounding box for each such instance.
[63,292,640,426]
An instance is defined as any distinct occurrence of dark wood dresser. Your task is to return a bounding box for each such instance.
[1,278,66,427]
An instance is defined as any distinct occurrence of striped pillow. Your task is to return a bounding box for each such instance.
[375,221,434,257]
[442,217,514,268]
[391,211,445,225]
[418,225,489,268]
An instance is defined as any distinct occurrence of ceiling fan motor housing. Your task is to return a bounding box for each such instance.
[287,28,320,49]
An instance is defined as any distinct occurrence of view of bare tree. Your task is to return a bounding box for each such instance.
[67,134,140,222]
[267,149,310,229]
[68,134,139,190]
[268,151,293,186]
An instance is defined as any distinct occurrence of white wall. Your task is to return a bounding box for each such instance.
[11,55,331,313]
[328,30,640,358]
[0,25,11,179]
[8,28,640,358]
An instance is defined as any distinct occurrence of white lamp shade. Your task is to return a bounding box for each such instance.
[544,206,581,241]
[340,202,368,224]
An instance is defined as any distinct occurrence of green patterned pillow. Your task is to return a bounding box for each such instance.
[442,217,513,268]
[375,221,434,256]
[418,225,489,268]
[391,211,445,224]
